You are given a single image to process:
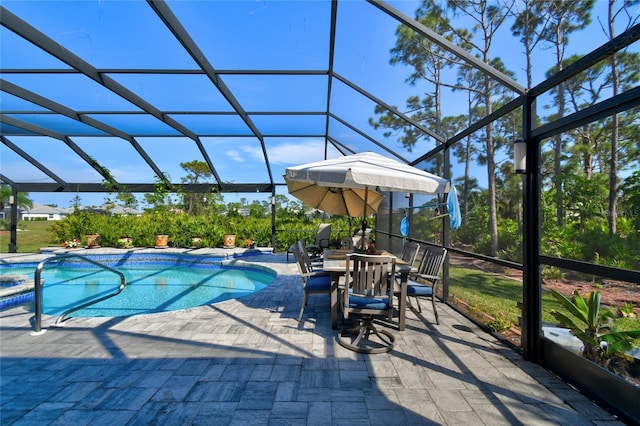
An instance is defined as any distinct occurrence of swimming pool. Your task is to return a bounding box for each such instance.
[0,252,276,317]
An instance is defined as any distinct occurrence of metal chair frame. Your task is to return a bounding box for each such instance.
[292,241,332,322]
[405,246,447,324]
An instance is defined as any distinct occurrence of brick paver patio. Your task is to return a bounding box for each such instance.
[0,251,622,425]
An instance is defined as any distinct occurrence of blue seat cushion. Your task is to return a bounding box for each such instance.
[306,275,331,291]
[406,281,433,296]
[346,293,389,310]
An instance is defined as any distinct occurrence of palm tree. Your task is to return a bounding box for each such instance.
[0,185,33,211]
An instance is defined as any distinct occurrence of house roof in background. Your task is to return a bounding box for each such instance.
[24,202,66,214]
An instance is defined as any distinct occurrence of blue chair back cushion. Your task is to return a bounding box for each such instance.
[306,275,331,291]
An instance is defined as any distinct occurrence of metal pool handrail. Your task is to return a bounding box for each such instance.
[32,254,127,334]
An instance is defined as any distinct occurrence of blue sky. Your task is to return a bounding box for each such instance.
[1,0,637,209]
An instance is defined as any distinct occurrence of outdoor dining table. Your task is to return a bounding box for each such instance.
[322,249,416,331]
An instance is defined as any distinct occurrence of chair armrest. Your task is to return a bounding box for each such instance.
[415,274,440,281]
[405,274,440,284]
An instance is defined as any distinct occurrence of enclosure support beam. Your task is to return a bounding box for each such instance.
[9,186,18,253]
[522,94,541,362]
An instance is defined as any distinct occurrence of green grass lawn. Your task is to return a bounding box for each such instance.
[449,266,561,327]
[448,265,640,334]
[0,221,54,253]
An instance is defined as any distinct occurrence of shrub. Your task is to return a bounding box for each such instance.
[549,289,640,371]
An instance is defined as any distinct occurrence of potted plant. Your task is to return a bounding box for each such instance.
[155,234,169,248]
[185,218,205,248]
[223,218,237,248]
[116,236,133,249]
[85,233,101,248]
[152,210,172,248]
[244,238,256,249]
[223,234,236,248]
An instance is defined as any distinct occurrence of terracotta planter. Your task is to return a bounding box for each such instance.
[155,234,169,248]
[223,234,236,248]
[85,234,101,248]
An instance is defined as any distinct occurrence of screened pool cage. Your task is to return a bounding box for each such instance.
[1,1,639,421]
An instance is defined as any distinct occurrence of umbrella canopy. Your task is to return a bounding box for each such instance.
[284,151,450,195]
[285,152,450,250]
[285,152,450,244]
[285,179,384,217]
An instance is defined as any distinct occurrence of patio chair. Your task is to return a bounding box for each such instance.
[394,241,420,286]
[306,223,332,258]
[291,241,332,322]
[297,240,324,270]
[337,253,396,354]
[400,241,420,267]
[404,246,447,324]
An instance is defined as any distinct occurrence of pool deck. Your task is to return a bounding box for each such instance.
[0,250,624,425]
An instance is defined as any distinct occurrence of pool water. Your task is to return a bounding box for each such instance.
[0,258,275,317]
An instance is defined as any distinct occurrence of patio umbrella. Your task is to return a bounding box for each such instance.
[285,152,450,244]
[285,152,450,195]
[285,179,384,217]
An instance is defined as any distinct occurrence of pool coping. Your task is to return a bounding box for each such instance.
[1,246,274,264]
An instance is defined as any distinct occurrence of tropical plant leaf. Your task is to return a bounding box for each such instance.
[573,329,599,347]
[550,289,587,325]
[603,330,640,340]
[550,288,640,364]
[604,339,633,354]
[586,291,600,329]
[575,290,593,324]
[600,309,616,321]
[549,309,583,333]
[600,330,640,354]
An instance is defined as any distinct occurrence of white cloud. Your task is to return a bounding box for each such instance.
[263,139,339,165]
[226,149,245,163]
[226,140,332,166]
[239,146,265,162]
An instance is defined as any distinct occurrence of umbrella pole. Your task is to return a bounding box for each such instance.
[361,187,368,251]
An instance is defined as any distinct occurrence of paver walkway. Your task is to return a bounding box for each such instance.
[0,252,623,425]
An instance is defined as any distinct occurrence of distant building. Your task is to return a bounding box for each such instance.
[21,203,69,221]
[0,203,142,221]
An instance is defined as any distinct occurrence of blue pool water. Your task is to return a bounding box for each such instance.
[0,253,276,317]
